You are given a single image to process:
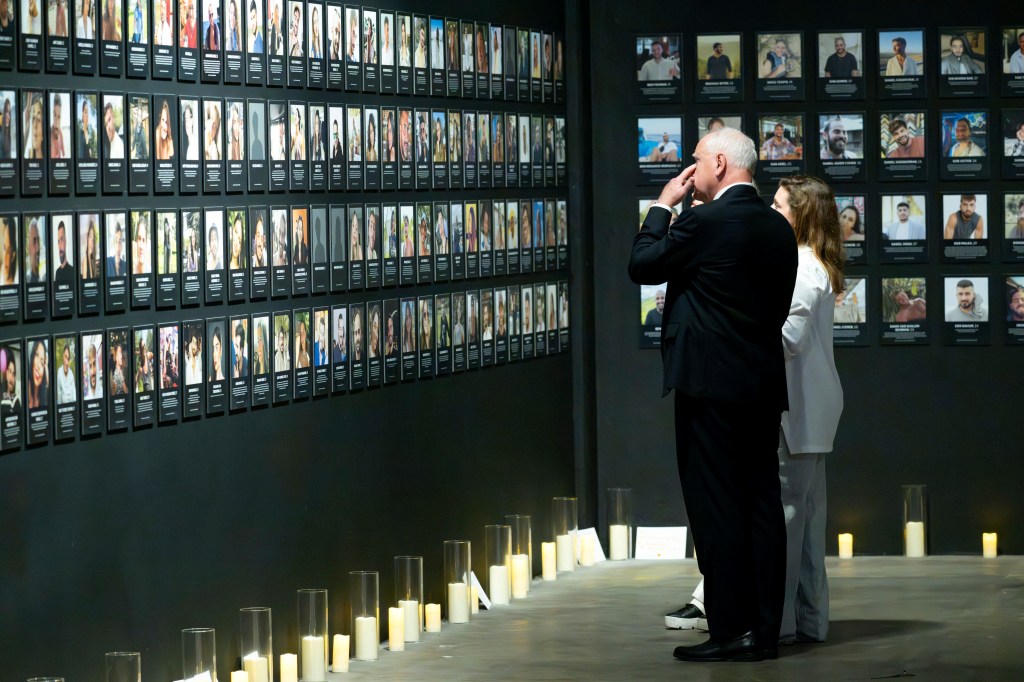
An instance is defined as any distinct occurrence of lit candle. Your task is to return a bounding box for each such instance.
[301,635,326,680]
[489,564,510,605]
[905,521,925,558]
[242,652,269,682]
[331,634,349,673]
[510,553,530,598]
[399,599,420,642]
[983,532,998,559]
[838,533,853,560]
[388,607,405,652]
[279,653,298,682]
[470,584,479,614]
[354,615,378,661]
[541,542,557,581]
[555,533,575,572]
[579,535,595,566]
[447,582,469,623]
[424,603,441,632]
[608,524,629,561]
[231,671,249,682]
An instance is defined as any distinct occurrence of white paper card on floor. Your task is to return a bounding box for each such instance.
[470,571,492,610]
[575,527,607,562]
[634,526,688,560]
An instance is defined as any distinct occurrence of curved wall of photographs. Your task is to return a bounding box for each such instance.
[0,0,577,675]
[590,1,1024,557]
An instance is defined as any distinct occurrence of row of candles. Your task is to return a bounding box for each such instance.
[836,485,1002,559]
[28,492,634,682]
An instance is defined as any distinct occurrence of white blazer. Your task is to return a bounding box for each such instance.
[781,245,843,454]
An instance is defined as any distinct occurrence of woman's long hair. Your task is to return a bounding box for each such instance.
[778,175,845,294]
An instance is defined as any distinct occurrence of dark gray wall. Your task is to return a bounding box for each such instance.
[589,0,1024,556]
[0,1,576,678]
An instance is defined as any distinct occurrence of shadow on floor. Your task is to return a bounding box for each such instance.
[781,618,942,655]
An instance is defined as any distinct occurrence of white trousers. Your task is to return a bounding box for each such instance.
[690,432,830,641]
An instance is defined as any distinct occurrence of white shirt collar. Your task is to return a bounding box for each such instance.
[713,181,756,201]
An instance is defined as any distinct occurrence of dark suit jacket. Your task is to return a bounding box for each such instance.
[628,184,797,408]
[106,255,126,277]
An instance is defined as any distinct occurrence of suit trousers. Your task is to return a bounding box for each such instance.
[674,393,786,646]
[778,441,829,642]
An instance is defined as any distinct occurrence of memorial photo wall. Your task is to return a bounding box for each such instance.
[0,3,571,453]
[630,24,1024,349]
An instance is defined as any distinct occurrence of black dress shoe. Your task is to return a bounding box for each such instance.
[673,631,765,662]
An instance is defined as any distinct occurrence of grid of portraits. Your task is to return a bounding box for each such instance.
[632,26,1024,349]
[0,7,569,452]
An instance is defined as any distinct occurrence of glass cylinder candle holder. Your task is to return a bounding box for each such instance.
[297,589,328,681]
[443,539,472,624]
[552,496,578,572]
[485,524,512,606]
[181,628,216,682]
[606,488,633,561]
[506,514,533,598]
[239,607,273,682]
[105,652,140,682]
[28,678,65,681]
[394,556,424,643]
[903,484,927,558]
[350,571,380,661]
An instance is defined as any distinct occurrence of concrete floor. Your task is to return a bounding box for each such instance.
[323,557,1024,681]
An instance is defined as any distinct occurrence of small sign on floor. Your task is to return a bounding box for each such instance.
[634,527,688,560]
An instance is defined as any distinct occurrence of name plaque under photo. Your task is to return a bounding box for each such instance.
[79,331,105,435]
[182,319,204,418]
[125,5,149,79]
[222,104,246,194]
[46,4,70,73]
[400,297,416,380]
[106,327,131,431]
[100,9,124,76]
[131,327,156,428]
[312,307,329,396]
[152,6,174,80]
[73,1,98,74]
[291,309,311,400]
[270,205,290,297]
[329,204,348,293]
[52,334,79,440]
[22,336,50,445]
[475,23,490,99]
[250,314,271,406]
[0,340,22,450]
[878,28,925,99]
[416,296,433,378]
[939,110,989,181]
[937,28,986,98]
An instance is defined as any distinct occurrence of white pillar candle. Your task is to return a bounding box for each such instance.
[242,653,269,682]
[447,582,469,623]
[579,535,595,566]
[470,584,479,614]
[541,542,557,580]
[838,533,854,560]
[279,653,298,682]
[424,603,441,632]
[331,634,349,673]
[388,607,405,652]
[983,532,998,559]
[399,599,420,642]
[301,635,326,680]
[905,521,926,558]
[608,524,629,561]
[489,565,510,605]
[510,553,530,598]
[555,533,575,572]
[354,616,378,661]
[231,671,249,682]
